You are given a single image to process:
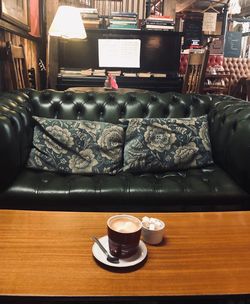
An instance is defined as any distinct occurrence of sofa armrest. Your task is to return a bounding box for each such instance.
[208,99,250,193]
[0,92,33,190]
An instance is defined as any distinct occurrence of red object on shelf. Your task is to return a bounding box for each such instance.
[108,73,118,90]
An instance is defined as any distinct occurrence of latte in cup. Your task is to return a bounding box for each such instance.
[108,216,141,233]
[107,215,142,258]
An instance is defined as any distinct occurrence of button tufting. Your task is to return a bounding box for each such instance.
[99,105,105,116]
[151,95,158,102]
[108,94,115,102]
[172,95,180,103]
[232,121,238,131]
[221,114,226,124]
[64,91,74,100]
[119,105,126,116]
[191,96,200,104]
[41,91,52,100]
[86,92,94,101]
[129,94,136,102]
[163,107,169,117]
[183,106,191,117]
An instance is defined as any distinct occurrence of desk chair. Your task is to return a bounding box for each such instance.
[5,41,30,89]
[182,49,209,94]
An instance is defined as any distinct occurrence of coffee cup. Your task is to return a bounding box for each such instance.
[107,214,142,258]
[141,217,165,245]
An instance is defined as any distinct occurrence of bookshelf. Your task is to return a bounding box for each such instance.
[203,74,232,95]
[56,29,183,92]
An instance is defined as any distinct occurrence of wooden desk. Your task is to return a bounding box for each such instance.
[57,75,183,93]
[66,87,149,94]
[0,210,250,303]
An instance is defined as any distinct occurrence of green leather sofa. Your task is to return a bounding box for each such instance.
[0,89,249,211]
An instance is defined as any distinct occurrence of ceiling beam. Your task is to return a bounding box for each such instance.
[163,0,176,19]
[176,0,197,12]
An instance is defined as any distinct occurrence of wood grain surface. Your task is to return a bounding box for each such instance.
[0,210,250,297]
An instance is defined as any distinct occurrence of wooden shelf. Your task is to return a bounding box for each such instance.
[203,87,228,92]
[205,74,231,78]
[203,73,231,95]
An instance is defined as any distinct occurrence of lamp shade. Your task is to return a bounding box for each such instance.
[49,5,86,39]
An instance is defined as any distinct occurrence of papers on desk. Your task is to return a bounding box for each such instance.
[92,69,106,76]
[60,69,107,77]
[123,72,137,77]
[59,69,167,79]
[151,73,167,78]
[60,69,92,77]
[107,70,121,77]
[137,72,151,78]
[81,69,93,76]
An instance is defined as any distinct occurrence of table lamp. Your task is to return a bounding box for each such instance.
[49,5,87,39]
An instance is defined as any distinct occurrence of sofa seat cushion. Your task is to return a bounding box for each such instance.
[1,165,248,212]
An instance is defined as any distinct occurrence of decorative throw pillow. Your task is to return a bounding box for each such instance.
[27,116,124,174]
[120,116,213,173]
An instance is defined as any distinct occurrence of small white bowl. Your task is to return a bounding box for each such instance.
[141,219,165,245]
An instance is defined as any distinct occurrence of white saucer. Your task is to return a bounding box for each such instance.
[92,235,147,268]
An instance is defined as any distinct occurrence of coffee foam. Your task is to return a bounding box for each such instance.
[109,217,141,233]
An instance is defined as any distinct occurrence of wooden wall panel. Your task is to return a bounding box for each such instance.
[0,30,39,91]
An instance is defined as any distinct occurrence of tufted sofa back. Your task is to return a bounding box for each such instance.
[223,57,250,91]
[26,89,215,123]
[0,89,247,194]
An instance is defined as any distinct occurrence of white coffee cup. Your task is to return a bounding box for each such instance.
[141,217,165,245]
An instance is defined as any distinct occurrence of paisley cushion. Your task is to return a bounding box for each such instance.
[120,116,213,173]
[27,116,124,175]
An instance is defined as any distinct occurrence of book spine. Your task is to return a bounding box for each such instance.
[108,24,138,29]
[79,9,98,14]
[148,15,173,20]
[146,20,174,26]
[146,25,174,29]
[111,12,137,18]
[110,20,137,25]
[112,16,137,21]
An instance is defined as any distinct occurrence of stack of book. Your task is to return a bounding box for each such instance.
[60,69,92,78]
[92,69,106,77]
[80,8,101,29]
[137,72,151,78]
[145,15,175,31]
[107,70,121,77]
[108,12,138,30]
[123,72,137,77]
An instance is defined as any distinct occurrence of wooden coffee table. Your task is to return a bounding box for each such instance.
[0,210,250,303]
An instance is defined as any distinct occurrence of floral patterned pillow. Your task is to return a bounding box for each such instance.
[120,116,213,173]
[27,116,124,175]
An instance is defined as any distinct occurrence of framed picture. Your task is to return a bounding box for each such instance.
[0,0,30,31]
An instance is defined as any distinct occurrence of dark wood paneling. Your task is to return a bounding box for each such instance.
[0,30,39,91]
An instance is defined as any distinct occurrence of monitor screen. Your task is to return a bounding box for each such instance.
[98,39,141,68]
[59,29,181,74]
